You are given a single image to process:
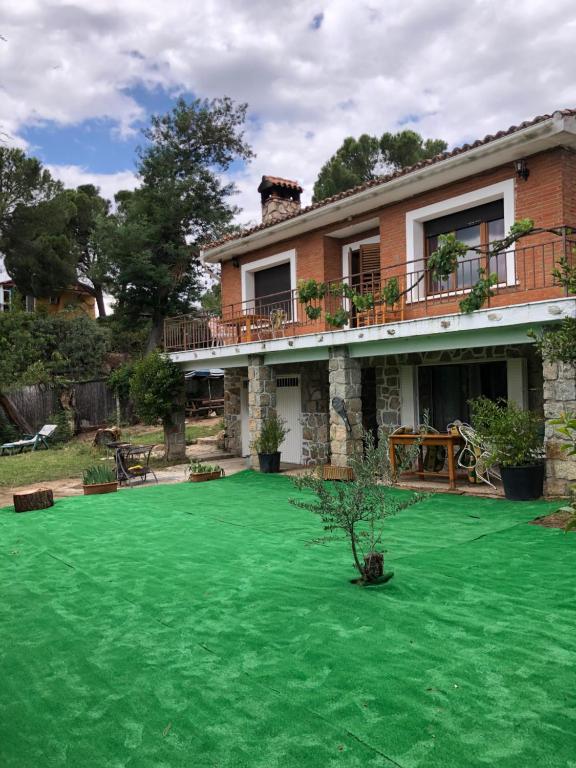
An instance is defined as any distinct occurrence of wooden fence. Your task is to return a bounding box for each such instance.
[5,380,117,432]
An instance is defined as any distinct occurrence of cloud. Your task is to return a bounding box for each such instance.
[46,165,138,204]
[2,0,576,224]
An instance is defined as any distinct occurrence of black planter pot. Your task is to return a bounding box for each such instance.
[500,462,545,501]
[258,452,281,473]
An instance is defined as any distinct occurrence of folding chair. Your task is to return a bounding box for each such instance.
[1,424,58,455]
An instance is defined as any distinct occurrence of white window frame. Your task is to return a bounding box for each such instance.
[240,249,297,317]
[405,179,516,303]
[0,286,12,312]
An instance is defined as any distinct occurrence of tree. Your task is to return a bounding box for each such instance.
[71,184,113,318]
[107,97,254,350]
[290,429,421,584]
[3,184,113,317]
[312,130,448,202]
[129,351,186,461]
[2,193,79,297]
[0,146,61,234]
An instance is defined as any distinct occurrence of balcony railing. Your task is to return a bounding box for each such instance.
[164,232,576,353]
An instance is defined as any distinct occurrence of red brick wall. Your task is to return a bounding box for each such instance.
[219,147,575,313]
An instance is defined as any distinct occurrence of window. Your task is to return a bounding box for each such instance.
[0,287,12,312]
[241,249,296,320]
[254,263,292,318]
[425,200,505,294]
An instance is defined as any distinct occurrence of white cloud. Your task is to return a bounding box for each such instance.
[45,164,138,204]
[2,0,576,223]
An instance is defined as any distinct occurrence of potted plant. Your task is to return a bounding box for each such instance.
[82,465,118,495]
[253,414,289,473]
[470,397,545,500]
[187,461,224,482]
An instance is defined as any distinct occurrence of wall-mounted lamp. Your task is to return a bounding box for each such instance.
[514,158,529,181]
[232,256,240,269]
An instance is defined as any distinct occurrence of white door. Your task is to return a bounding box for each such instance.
[276,375,302,464]
[240,380,250,456]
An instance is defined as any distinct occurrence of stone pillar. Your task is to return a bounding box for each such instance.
[328,346,363,467]
[248,354,276,469]
[375,359,401,428]
[543,359,576,496]
[223,368,243,455]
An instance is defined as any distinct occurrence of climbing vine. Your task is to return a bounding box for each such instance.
[297,220,573,326]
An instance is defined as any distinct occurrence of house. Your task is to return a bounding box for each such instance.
[166,109,576,496]
[0,256,96,316]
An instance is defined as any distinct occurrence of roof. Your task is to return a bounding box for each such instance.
[204,108,576,254]
[257,175,303,194]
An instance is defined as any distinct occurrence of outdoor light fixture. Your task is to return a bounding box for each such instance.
[232,256,240,268]
[514,158,529,181]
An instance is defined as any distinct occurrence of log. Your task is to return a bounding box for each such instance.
[0,393,33,434]
[13,488,54,513]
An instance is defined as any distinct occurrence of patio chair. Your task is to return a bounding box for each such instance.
[0,424,58,456]
[457,423,501,488]
[114,444,158,486]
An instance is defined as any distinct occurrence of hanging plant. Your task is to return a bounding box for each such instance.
[328,282,355,300]
[382,277,400,307]
[304,305,323,320]
[351,292,375,312]
[297,278,326,303]
[325,308,350,328]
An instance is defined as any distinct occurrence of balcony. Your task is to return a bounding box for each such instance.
[164,231,576,353]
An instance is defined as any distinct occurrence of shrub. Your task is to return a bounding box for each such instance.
[49,409,73,444]
[129,351,183,425]
[469,397,543,467]
[252,414,289,454]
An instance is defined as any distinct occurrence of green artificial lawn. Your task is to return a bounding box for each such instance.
[0,472,574,768]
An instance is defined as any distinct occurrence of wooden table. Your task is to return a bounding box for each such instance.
[220,313,269,343]
[389,432,464,490]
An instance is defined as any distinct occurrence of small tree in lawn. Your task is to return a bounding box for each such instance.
[129,351,185,461]
[290,429,422,585]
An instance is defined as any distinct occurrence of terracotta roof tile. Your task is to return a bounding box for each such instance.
[205,109,576,251]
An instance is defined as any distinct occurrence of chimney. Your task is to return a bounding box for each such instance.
[258,175,303,225]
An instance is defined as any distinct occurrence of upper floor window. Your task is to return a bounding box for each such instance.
[425,200,505,294]
[241,249,296,321]
[0,286,12,312]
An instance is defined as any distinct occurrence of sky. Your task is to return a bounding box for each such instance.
[2,0,576,227]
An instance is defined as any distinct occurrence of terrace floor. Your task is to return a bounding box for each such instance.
[1,472,574,767]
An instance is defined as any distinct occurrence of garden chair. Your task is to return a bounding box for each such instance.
[114,444,158,486]
[0,424,57,456]
[456,423,501,488]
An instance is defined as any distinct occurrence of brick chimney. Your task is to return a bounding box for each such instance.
[258,176,303,225]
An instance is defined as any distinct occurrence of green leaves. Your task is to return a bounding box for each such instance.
[469,397,544,467]
[428,233,469,281]
[459,270,498,313]
[312,130,448,202]
[129,351,184,425]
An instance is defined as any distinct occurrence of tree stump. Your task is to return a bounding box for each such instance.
[13,488,54,513]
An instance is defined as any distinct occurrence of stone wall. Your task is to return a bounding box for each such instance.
[375,361,401,427]
[223,368,245,455]
[248,354,276,469]
[329,346,363,466]
[300,361,330,465]
[543,360,576,496]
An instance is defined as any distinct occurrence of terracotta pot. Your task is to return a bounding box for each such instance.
[188,469,223,483]
[83,481,118,496]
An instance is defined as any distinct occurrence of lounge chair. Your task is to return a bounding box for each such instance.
[0,424,58,456]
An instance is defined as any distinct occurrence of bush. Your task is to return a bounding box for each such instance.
[129,351,183,425]
[49,410,74,444]
[252,414,289,454]
[470,397,543,467]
